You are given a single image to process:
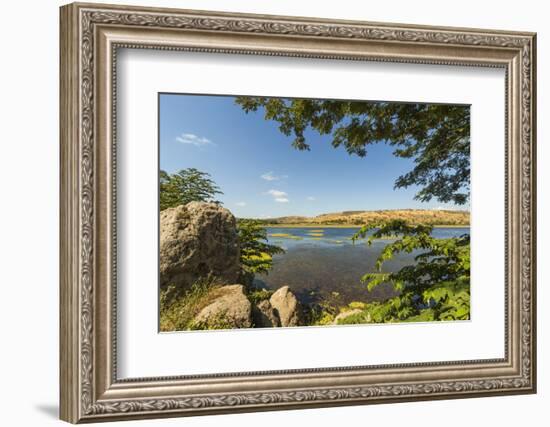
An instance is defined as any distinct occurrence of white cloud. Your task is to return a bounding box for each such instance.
[261,171,287,181]
[235,202,246,207]
[306,196,316,201]
[266,189,287,198]
[176,133,214,147]
[265,189,290,203]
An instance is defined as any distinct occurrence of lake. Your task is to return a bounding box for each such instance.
[254,226,470,306]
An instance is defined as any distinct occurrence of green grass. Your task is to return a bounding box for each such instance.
[160,279,227,332]
[188,312,234,330]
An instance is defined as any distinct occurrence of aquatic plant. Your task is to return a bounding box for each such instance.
[307,232,324,237]
[269,233,303,240]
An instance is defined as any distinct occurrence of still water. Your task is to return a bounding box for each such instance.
[254,227,470,305]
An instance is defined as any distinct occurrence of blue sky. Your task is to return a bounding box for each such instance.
[159,94,464,219]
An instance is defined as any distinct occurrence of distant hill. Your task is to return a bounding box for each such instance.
[256,209,469,226]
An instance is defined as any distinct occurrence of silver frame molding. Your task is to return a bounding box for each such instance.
[60,2,537,423]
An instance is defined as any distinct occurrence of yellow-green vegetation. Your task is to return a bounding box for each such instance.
[347,301,368,310]
[333,299,440,325]
[312,311,335,326]
[269,232,303,240]
[242,252,272,262]
[160,279,225,331]
[238,219,285,278]
[305,291,341,326]
[247,288,274,304]
[307,232,324,237]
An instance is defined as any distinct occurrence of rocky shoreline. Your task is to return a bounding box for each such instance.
[192,284,304,329]
[159,201,371,331]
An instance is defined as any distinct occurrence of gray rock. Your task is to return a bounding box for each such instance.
[252,300,281,328]
[160,202,240,291]
[333,309,367,325]
[194,285,252,329]
[269,286,303,327]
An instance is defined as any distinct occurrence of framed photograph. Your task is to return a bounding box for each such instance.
[60,2,537,423]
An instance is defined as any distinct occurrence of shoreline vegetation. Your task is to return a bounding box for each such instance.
[261,223,469,228]
[246,209,470,228]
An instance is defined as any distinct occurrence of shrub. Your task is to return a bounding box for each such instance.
[352,219,470,323]
[247,288,274,304]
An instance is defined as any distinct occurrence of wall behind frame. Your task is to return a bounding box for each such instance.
[0,0,545,426]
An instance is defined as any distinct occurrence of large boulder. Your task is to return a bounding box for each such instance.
[269,286,303,327]
[160,202,240,291]
[193,285,252,329]
[252,300,281,328]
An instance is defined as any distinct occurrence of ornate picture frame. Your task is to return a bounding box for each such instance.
[60,2,536,423]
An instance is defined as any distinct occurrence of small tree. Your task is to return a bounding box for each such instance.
[350,220,470,322]
[160,168,223,210]
[237,219,285,278]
